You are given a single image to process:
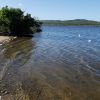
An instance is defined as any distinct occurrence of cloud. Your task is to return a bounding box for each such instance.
[18,3,23,7]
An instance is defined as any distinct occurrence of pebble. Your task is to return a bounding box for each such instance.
[14,37,17,39]
[0,96,1,100]
[4,91,8,94]
[8,73,10,75]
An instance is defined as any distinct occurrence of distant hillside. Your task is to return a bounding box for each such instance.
[41,19,100,26]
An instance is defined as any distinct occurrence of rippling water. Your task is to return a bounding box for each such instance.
[0,26,100,100]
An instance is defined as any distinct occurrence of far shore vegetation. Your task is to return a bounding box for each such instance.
[41,19,100,26]
[0,6,42,37]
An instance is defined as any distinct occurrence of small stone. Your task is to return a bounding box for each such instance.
[4,91,8,94]
[0,96,1,100]
[0,91,3,93]
[17,88,21,91]
[14,37,17,39]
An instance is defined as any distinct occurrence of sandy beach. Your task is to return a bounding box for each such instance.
[0,36,16,44]
[0,36,10,41]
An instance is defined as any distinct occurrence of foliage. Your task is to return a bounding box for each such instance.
[0,6,42,36]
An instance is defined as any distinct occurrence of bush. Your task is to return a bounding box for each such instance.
[0,6,42,36]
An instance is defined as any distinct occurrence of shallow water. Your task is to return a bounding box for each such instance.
[0,26,100,100]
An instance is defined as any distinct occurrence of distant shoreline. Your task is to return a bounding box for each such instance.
[41,19,100,26]
[42,24,100,27]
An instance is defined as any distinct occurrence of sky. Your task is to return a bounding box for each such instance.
[0,0,100,21]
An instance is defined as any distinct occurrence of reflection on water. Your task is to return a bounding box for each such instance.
[0,26,100,100]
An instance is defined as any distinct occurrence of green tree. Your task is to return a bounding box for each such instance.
[0,6,42,36]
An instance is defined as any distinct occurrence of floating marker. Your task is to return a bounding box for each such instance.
[78,34,81,37]
[88,40,91,43]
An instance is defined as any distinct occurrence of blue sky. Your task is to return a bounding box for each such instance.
[0,0,100,21]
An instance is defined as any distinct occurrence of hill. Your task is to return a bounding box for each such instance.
[41,19,100,26]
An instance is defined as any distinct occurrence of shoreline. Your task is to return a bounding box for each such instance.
[0,36,16,44]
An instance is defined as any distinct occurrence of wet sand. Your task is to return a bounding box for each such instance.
[0,36,10,42]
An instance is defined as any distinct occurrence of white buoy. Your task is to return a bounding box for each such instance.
[78,34,81,37]
[88,40,91,43]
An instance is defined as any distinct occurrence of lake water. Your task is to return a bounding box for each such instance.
[0,26,100,100]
